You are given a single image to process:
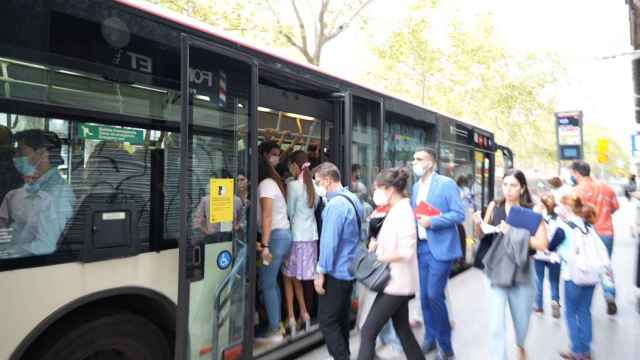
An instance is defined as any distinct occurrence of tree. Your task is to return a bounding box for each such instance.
[367,1,562,171]
[265,0,375,65]
[150,0,375,66]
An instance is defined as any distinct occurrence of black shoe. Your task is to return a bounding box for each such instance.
[421,341,436,354]
[606,299,618,315]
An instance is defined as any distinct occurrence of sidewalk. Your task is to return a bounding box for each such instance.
[300,199,640,359]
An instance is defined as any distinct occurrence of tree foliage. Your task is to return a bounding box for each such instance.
[368,1,562,171]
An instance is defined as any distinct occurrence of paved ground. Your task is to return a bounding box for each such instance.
[299,198,640,360]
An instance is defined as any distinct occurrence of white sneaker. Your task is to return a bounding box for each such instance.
[256,330,284,344]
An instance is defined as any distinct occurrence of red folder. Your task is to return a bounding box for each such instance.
[415,201,441,219]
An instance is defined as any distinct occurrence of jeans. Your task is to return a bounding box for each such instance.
[534,259,560,309]
[486,273,534,360]
[258,229,292,332]
[598,235,616,301]
[564,280,596,355]
[357,293,423,360]
[418,242,454,354]
[318,275,354,360]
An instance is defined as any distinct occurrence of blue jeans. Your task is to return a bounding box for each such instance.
[486,272,534,360]
[599,235,616,301]
[418,242,454,354]
[564,281,596,355]
[534,260,560,309]
[259,229,292,332]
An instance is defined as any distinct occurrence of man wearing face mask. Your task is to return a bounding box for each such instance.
[313,162,363,360]
[411,148,465,360]
[0,129,74,257]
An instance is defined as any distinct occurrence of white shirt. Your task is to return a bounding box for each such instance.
[416,174,433,240]
[258,178,290,231]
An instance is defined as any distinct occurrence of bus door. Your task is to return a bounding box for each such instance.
[473,151,492,214]
[176,34,257,360]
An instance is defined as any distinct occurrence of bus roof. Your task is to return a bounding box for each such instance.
[115,0,488,136]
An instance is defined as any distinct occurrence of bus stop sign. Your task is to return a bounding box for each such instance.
[555,111,583,160]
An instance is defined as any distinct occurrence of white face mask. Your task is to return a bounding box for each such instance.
[413,164,426,177]
[316,185,327,198]
[373,188,389,206]
[268,156,279,167]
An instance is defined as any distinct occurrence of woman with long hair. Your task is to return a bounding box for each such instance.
[556,195,603,360]
[256,141,292,343]
[472,169,548,360]
[282,150,318,336]
[357,167,423,360]
[533,193,563,318]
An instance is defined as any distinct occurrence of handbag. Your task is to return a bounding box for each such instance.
[473,232,495,270]
[336,194,391,292]
[349,246,391,292]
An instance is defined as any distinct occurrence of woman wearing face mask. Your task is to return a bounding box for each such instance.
[472,169,548,360]
[357,167,424,360]
[282,150,318,336]
[256,141,292,343]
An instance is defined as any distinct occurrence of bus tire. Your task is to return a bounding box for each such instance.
[28,311,171,360]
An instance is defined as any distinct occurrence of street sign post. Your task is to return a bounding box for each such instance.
[597,138,609,164]
[555,111,584,174]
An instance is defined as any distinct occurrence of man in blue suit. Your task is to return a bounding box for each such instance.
[411,148,465,360]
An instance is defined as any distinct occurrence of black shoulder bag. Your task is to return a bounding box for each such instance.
[337,194,391,292]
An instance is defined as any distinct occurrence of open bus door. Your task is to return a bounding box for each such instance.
[175,34,258,360]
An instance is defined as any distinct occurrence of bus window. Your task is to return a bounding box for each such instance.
[383,112,435,170]
[351,98,380,240]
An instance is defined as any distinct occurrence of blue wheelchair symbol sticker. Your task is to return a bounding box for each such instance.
[217,250,233,270]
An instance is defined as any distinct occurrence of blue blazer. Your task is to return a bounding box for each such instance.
[411,173,465,261]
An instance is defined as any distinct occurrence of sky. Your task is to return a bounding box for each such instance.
[317,0,636,161]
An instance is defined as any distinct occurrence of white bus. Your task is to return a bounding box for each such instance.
[0,1,512,359]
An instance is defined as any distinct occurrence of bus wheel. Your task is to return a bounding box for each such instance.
[29,311,171,360]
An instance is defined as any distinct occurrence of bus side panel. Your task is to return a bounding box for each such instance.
[0,250,179,359]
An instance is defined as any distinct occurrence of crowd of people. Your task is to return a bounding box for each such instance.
[3,122,636,359]
[236,130,636,360]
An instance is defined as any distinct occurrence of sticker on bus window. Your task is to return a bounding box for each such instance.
[209,178,234,224]
[102,212,127,220]
[217,250,233,270]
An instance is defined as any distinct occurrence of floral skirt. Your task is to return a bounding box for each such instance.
[282,241,317,280]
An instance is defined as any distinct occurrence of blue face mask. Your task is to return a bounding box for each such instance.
[13,156,37,177]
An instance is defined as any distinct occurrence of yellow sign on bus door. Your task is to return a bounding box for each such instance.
[209,178,234,223]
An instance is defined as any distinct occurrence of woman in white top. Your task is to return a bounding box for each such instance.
[356,168,423,360]
[282,150,318,336]
[257,141,292,342]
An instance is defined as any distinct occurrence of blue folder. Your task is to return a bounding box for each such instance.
[506,206,543,235]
